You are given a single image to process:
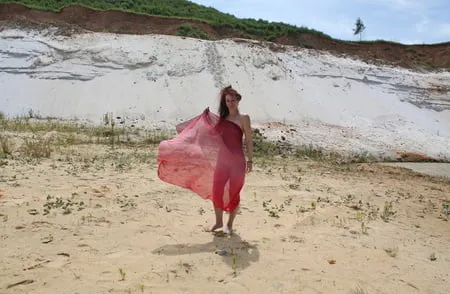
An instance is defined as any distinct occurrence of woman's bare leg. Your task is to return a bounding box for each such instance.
[211,206,223,231]
[226,206,239,233]
[211,165,227,232]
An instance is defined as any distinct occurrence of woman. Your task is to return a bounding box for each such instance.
[157,85,253,234]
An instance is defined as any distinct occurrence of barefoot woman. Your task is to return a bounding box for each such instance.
[210,86,253,233]
[157,85,253,234]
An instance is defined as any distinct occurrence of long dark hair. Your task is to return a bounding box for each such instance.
[218,85,242,118]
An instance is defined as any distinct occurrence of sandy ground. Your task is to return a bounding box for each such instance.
[1,142,449,294]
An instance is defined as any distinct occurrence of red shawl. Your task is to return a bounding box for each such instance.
[157,108,246,212]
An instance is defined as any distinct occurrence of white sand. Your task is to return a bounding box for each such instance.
[1,28,449,159]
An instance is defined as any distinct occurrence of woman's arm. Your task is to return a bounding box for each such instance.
[241,114,253,172]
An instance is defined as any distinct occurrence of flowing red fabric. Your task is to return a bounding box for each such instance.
[157,108,246,212]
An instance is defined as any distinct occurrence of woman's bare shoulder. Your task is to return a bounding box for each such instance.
[239,114,251,129]
[239,113,251,120]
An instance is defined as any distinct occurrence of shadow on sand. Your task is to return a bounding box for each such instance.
[152,231,259,272]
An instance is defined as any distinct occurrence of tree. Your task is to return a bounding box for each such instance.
[353,17,366,41]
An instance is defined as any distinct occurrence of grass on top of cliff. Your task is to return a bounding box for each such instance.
[1,0,330,41]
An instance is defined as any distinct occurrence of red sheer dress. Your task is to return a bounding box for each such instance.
[157,108,246,212]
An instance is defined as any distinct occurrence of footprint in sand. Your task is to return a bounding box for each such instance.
[46,254,70,269]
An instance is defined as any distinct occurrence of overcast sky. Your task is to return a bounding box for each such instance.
[192,0,450,44]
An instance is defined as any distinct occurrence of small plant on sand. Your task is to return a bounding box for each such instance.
[296,199,328,215]
[351,210,368,235]
[347,200,379,235]
[22,138,52,158]
[115,196,137,210]
[252,128,280,159]
[113,153,132,171]
[43,195,85,215]
[1,214,7,222]
[296,205,309,214]
[284,196,293,206]
[0,135,14,156]
[360,221,368,235]
[101,112,127,148]
[0,158,7,166]
[349,286,366,294]
[294,144,326,160]
[442,203,449,221]
[343,194,355,204]
[380,201,396,222]
[384,247,398,258]
[366,203,379,221]
[262,199,284,218]
[230,251,238,277]
[119,268,126,281]
[145,129,173,145]
[80,214,110,225]
[231,257,237,276]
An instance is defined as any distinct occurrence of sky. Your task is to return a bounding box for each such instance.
[192,0,450,44]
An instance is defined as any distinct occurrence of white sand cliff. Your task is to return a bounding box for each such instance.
[1,28,449,159]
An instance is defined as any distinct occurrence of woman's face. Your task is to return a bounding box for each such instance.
[225,94,239,111]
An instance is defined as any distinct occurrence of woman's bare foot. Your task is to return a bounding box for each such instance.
[210,223,223,232]
[224,225,233,235]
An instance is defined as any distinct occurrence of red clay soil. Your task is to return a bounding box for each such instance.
[1,3,449,70]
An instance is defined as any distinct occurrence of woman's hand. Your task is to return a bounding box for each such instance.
[241,114,253,174]
[246,160,253,173]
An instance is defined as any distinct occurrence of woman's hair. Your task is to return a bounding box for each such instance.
[218,85,242,118]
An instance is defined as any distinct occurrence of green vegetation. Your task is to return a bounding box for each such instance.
[251,128,380,165]
[176,23,210,40]
[43,194,85,215]
[0,113,173,160]
[1,0,331,41]
[252,128,280,158]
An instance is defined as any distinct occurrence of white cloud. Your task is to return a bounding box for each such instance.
[415,19,429,33]
[308,17,356,40]
[414,19,450,40]
[398,39,424,44]
[436,23,450,38]
[357,0,423,9]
